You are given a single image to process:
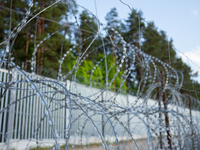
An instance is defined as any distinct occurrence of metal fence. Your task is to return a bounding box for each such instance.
[0,68,67,143]
[0,68,145,145]
[1,68,200,150]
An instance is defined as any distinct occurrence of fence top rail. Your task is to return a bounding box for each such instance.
[0,68,9,74]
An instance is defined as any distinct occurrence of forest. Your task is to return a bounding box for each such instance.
[0,0,199,98]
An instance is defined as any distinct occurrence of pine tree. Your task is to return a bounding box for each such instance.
[105,7,120,92]
[78,10,99,60]
[121,9,145,91]
[0,0,28,63]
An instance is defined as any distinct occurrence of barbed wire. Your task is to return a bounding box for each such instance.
[0,0,199,150]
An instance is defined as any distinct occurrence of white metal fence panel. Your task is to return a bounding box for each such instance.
[0,68,67,143]
[1,68,200,149]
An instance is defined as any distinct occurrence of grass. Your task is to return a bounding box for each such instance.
[28,138,147,150]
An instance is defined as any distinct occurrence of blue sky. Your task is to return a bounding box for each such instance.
[76,0,200,82]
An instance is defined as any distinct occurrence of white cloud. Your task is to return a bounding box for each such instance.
[179,46,200,82]
[191,10,198,16]
[180,46,200,64]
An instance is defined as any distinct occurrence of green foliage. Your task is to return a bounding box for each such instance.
[76,60,104,86]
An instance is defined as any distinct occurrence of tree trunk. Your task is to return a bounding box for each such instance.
[37,18,42,75]
[112,31,116,92]
[37,2,45,75]
[39,18,45,75]
[37,15,45,74]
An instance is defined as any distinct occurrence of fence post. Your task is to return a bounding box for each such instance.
[127,94,130,132]
[189,93,194,149]
[102,93,104,138]
[161,71,172,150]
[157,80,163,149]
[6,69,16,150]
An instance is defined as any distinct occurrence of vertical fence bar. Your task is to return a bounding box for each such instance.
[59,84,62,138]
[39,79,42,139]
[49,82,54,139]
[28,84,33,139]
[14,73,20,139]
[46,80,50,139]
[6,69,16,149]
[18,74,23,139]
[35,77,39,140]
[31,74,35,138]
[64,90,67,140]
[58,84,60,137]
[42,79,45,139]
[25,81,30,139]
[52,82,55,139]
[44,80,47,139]
[2,72,9,142]
[22,77,27,139]
[55,82,57,137]
[0,70,3,142]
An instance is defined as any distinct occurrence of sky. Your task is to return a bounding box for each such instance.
[76,0,200,82]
